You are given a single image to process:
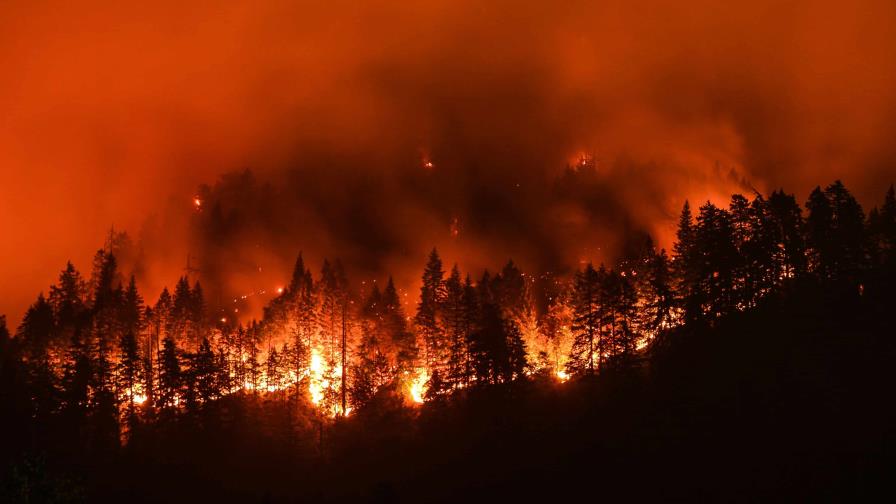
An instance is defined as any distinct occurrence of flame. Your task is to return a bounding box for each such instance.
[409,369,428,403]
[555,369,569,382]
[309,349,325,405]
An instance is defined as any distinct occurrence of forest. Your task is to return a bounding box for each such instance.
[2,179,895,502]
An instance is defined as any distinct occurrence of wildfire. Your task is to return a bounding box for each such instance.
[636,336,652,351]
[409,369,428,404]
[555,369,570,382]
[309,349,326,405]
[193,196,202,210]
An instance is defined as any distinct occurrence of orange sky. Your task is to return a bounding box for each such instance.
[2,0,896,326]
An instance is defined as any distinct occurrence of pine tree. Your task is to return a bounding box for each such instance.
[605,269,639,369]
[18,294,59,420]
[60,328,92,422]
[567,264,601,376]
[318,259,348,363]
[641,249,677,340]
[189,281,207,350]
[443,265,467,389]
[246,324,263,393]
[806,186,834,279]
[730,194,777,308]
[468,302,527,385]
[49,262,87,333]
[90,250,120,315]
[119,276,144,339]
[265,346,282,392]
[117,330,143,430]
[194,337,219,402]
[672,201,700,323]
[382,277,415,373]
[171,276,192,346]
[288,253,315,388]
[826,181,867,280]
[350,325,391,409]
[416,248,446,373]
[18,294,55,363]
[693,202,738,319]
[806,181,866,282]
[157,336,181,414]
[768,190,807,281]
[90,326,121,455]
[870,185,896,269]
[541,275,573,376]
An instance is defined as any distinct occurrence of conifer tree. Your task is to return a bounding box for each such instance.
[171,276,192,345]
[288,253,315,386]
[246,324,263,393]
[468,302,527,385]
[318,259,348,362]
[605,269,639,369]
[442,265,467,389]
[189,281,207,350]
[119,276,144,340]
[49,262,87,333]
[117,330,143,429]
[157,336,181,414]
[382,277,416,372]
[768,190,807,281]
[17,295,60,421]
[567,264,601,376]
[541,275,573,376]
[672,201,700,323]
[693,202,738,319]
[640,249,677,340]
[60,328,92,421]
[416,248,446,373]
[194,337,219,402]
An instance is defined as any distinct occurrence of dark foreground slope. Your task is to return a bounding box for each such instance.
[6,280,895,503]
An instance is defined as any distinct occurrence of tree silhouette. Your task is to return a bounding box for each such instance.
[568,263,602,375]
[416,249,446,374]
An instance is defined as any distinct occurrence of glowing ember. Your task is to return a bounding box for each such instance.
[450,217,460,238]
[193,196,202,209]
[276,286,284,294]
[555,370,570,382]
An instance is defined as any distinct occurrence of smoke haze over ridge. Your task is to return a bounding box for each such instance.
[2,0,896,324]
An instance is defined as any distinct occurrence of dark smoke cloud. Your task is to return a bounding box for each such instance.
[2,0,896,323]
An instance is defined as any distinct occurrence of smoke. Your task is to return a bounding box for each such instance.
[2,0,896,323]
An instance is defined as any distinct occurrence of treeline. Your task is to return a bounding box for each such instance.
[2,180,896,493]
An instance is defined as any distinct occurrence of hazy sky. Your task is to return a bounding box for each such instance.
[2,0,896,325]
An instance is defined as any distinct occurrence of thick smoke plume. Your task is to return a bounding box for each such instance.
[2,0,895,322]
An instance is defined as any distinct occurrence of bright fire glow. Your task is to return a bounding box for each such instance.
[409,369,428,403]
[309,349,326,405]
[555,370,570,382]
